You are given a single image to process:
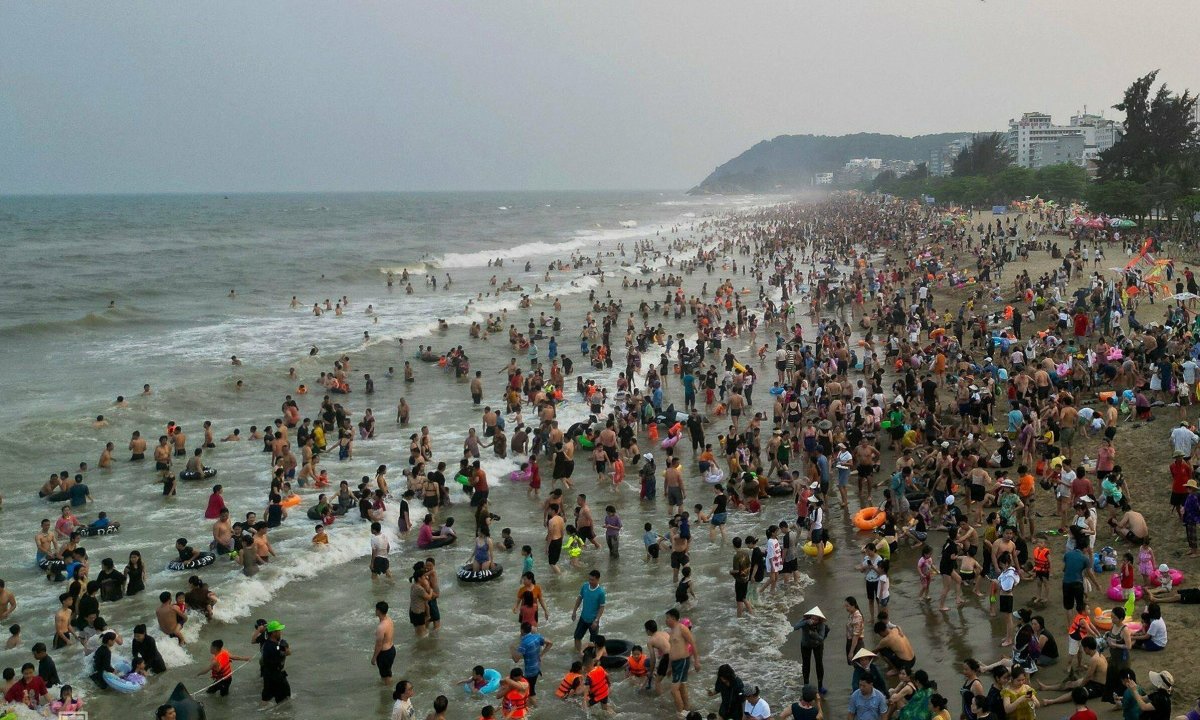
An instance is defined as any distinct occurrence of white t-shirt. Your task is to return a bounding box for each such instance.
[371,533,390,557]
[1146,618,1168,647]
[744,698,771,720]
[392,698,415,720]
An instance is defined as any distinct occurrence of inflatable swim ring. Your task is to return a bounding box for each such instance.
[167,552,216,572]
[661,434,680,449]
[104,659,143,694]
[79,524,121,537]
[457,563,503,582]
[577,436,595,449]
[1105,581,1143,602]
[418,536,456,550]
[1149,568,1184,588]
[802,541,834,557]
[463,668,501,694]
[37,557,66,573]
[703,468,725,485]
[281,495,301,508]
[765,483,793,497]
[853,507,887,531]
[454,473,470,486]
[508,468,533,483]
[599,639,633,670]
[179,468,217,481]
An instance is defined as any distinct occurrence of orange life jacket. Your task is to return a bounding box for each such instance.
[556,672,581,698]
[1032,546,1050,574]
[626,654,649,677]
[586,667,610,702]
[503,682,529,719]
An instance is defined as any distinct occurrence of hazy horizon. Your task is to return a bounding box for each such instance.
[2,1,1197,194]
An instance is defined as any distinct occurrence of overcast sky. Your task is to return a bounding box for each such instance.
[1,1,1196,194]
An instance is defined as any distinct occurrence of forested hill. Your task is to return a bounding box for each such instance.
[689,132,973,194]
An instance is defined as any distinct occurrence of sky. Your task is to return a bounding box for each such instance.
[1,1,1197,194]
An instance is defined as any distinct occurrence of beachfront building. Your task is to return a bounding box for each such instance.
[928,137,971,177]
[1005,110,1122,169]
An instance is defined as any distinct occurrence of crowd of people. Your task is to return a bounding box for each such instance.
[3,195,1198,720]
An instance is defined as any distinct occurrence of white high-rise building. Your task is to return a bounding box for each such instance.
[1005,111,1123,169]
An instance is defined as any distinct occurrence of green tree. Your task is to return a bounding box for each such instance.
[992,166,1035,203]
[1096,70,1199,183]
[952,133,1013,177]
[1086,179,1149,219]
[1033,164,1088,203]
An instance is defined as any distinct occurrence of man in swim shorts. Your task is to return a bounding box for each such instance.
[665,608,699,712]
[372,601,396,684]
[546,505,564,574]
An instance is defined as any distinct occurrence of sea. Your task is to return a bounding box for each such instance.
[0,191,819,720]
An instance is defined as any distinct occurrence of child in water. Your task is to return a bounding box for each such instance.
[49,685,84,716]
[563,525,584,569]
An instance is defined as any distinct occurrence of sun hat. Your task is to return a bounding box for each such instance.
[643,453,654,462]
[944,494,956,505]
[851,648,877,662]
[1158,563,1170,573]
[266,620,285,632]
[1185,479,1200,490]
[1149,670,1174,690]
[803,606,826,620]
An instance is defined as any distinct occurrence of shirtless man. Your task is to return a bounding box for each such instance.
[872,621,915,676]
[371,601,396,685]
[1111,509,1149,543]
[35,519,58,567]
[854,440,880,501]
[253,524,275,564]
[0,580,16,621]
[156,591,187,645]
[967,463,992,524]
[154,436,172,475]
[728,391,746,432]
[575,495,600,549]
[664,459,685,516]
[185,449,206,477]
[469,373,484,406]
[98,442,114,469]
[546,504,565,575]
[212,509,234,554]
[644,619,672,692]
[1036,636,1108,705]
[53,593,75,649]
[665,608,699,712]
[173,427,188,457]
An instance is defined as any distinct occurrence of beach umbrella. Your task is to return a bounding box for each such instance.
[941,218,954,226]
[1109,218,1124,227]
[1085,219,1105,229]
[1171,292,1200,301]
[1118,219,1137,228]
[1070,216,1087,225]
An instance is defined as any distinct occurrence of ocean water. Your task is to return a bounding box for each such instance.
[0,191,816,720]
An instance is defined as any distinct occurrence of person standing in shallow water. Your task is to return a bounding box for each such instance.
[372,601,396,685]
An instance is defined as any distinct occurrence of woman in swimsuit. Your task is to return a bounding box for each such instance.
[471,531,494,572]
